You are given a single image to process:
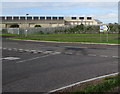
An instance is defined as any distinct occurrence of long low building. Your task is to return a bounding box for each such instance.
[0,16,102,28]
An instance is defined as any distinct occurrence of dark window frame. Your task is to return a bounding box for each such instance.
[40,17,45,20]
[52,17,57,20]
[59,17,64,20]
[87,17,92,20]
[6,17,12,20]
[79,17,84,20]
[71,17,77,20]
[46,17,51,20]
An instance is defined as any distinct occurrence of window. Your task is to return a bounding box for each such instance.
[59,17,64,20]
[13,17,19,20]
[46,17,51,20]
[34,17,39,20]
[79,17,84,20]
[1,17,5,20]
[40,17,45,20]
[27,17,32,20]
[53,17,57,20]
[71,17,77,20]
[87,17,92,20]
[7,17,12,20]
[20,17,25,20]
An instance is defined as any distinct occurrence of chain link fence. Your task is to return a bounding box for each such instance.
[1,24,119,35]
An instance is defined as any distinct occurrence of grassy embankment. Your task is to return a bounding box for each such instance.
[1,33,119,44]
[51,74,120,94]
[70,74,120,94]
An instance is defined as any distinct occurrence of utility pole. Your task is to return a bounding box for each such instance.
[25,14,29,37]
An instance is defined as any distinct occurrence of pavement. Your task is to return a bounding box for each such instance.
[2,39,118,93]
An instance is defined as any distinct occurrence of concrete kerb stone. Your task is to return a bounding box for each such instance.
[8,39,120,46]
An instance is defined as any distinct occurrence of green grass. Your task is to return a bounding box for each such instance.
[2,33,119,44]
[1,33,119,37]
[70,74,120,94]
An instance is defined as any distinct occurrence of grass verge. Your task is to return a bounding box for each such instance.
[1,33,119,37]
[51,74,120,94]
[2,33,119,44]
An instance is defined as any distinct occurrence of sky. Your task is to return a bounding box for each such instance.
[1,0,119,24]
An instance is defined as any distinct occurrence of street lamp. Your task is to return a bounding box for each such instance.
[25,14,29,37]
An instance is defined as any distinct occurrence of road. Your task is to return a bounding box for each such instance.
[2,39,118,93]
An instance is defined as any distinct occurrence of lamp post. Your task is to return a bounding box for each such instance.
[25,14,29,37]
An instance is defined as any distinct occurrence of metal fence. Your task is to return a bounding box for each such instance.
[1,25,119,34]
[1,25,75,35]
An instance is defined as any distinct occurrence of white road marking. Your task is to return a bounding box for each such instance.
[16,53,60,64]
[18,49,23,51]
[88,54,97,57]
[24,50,30,52]
[2,57,20,60]
[49,72,119,93]
[43,51,53,54]
[100,55,108,58]
[3,48,7,50]
[51,52,61,55]
[64,52,73,55]
[112,56,118,58]
[30,50,37,53]
[37,50,43,53]
[33,51,38,54]
[8,48,12,51]
[13,48,17,50]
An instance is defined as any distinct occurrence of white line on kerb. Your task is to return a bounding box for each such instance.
[49,72,119,93]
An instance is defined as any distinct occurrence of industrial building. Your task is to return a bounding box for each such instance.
[0,16,102,28]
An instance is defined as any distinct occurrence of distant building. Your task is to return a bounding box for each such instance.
[0,16,102,28]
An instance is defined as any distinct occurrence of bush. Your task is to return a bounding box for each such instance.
[35,25,41,27]
[10,24,19,28]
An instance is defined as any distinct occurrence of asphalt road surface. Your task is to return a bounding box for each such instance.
[2,39,118,93]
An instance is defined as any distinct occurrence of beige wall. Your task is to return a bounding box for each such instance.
[0,24,6,28]
[1,16,102,28]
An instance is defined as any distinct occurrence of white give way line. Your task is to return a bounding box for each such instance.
[16,52,61,63]
[0,57,20,60]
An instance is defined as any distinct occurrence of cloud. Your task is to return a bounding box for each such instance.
[1,0,119,2]
[99,13,118,19]
[1,2,118,23]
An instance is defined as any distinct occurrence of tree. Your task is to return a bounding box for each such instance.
[34,25,41,27]
[10,24,19,28]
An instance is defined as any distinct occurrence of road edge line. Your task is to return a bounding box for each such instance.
[49,72,119,93]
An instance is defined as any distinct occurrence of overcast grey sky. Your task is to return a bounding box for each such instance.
[1,1,119,24]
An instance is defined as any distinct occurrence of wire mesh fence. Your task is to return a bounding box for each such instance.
[1,24,119,35]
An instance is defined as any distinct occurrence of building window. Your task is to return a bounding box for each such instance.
[40,17,45,20]
[20,17,25,20]
[27,17,32,20]
[6,17,12,20]
[53,17,57,20]
[71,17,77,20]
[59,17,64,20]
[13,17,19,20]
[87,17,92,20]
[34,17,39,20]
[79,17,84,20]
[1,17,5,20]
[46,17,51,20]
